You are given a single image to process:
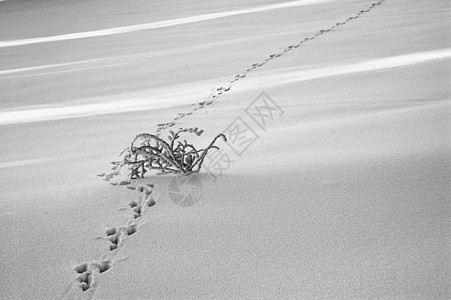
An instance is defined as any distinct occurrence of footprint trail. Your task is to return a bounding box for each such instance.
[67,0,388,298]
[63,178,159,299]
[153,0,388,135]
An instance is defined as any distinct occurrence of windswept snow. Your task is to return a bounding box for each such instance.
[0,0,449,299]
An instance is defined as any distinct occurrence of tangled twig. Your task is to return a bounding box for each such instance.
[122,128,226,179]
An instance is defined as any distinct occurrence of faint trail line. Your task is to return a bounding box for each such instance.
[0,30,301,79]
[250,50,451,86]
[0,58,113,75]
[0,0,331,48]
[0,158,52,169]
[154,0,389,133]
[0,63,126,79]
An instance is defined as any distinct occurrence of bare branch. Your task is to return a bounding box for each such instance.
[122,128,226,179]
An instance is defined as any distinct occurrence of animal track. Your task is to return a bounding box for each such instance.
[128,200,138,208]
[87,0,387,297]
[109,233,120,245]
[133,205,142,218]
[72,259,112,292]
[149,0,387,135]
[105,222,140,251]
[105,227,120,250]
[118,180,131,186]
[98,159,139,182]
[74,263,88,274]
[94,260,111,273]
[105,227,117,236]
[100,181,157,252]
[77,271,92,291]
[124,224,138,235]
[146,196,157,207]
[128,184,154,218]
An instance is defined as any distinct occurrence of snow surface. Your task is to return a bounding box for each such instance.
[0,0,449,299]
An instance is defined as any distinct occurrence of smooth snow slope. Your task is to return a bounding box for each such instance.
[0,0,449,299]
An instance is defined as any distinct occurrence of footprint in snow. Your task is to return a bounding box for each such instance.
[93,260,111,274]
[74,263,88,274]
[73,259,112,292]
[124,223,138,236]
[74,263,93,291]
[108,232,121,250]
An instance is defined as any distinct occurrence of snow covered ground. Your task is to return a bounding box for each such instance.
[0,0,449,299]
